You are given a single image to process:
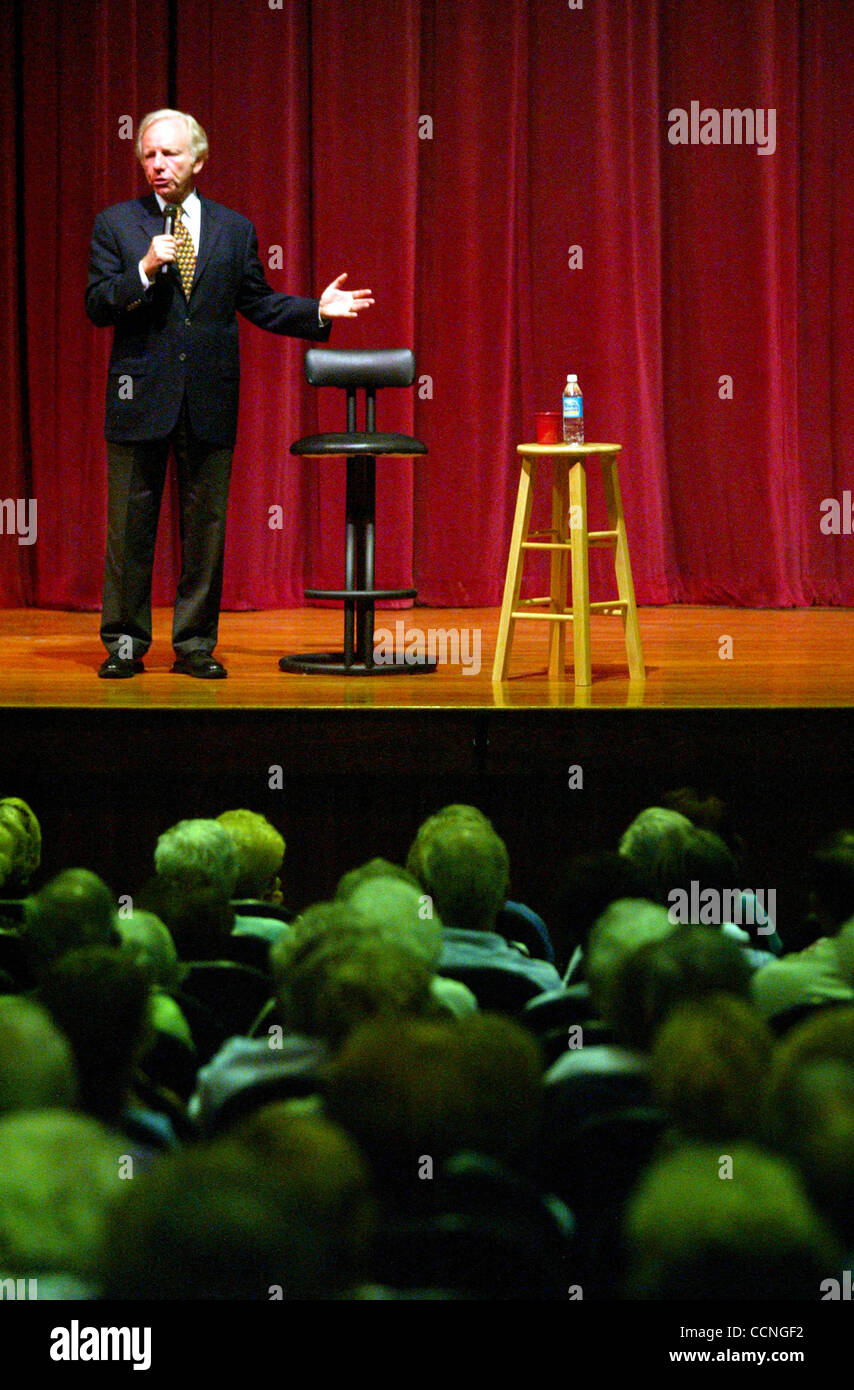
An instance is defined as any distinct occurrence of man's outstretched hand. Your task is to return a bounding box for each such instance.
[319,273,375,320]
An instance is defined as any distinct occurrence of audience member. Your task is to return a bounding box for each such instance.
[217,809,291,944]
[618,806,694,897]
[1,792,844,1303]
[143,818,240,961]
[649,994,774,1143]
[612,924,753,1054]
[23,869,118,982]
[336,867,477,1017]
[0,822,17,901]
[659,787,781,949]
[0,798,42,895]
[323,1013,576,1298]
[544,920,751,1161]
[100,1115,375,1299]
[38,946,177,1151]
[115,910,192,1046]
[624,1143,839,1299]
[0,997,77,1117]
[559,851,652,985]
[543,899,675,1123]
[324,1013,543,1197]
[765,1058,854,1251]
[752,914,854,1022]
[795,829,854,954]
[190,905,436,1133]
[406,806,560,997]
[0,1110,127,1298]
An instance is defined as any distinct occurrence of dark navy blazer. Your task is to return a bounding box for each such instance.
[85,193,331,446]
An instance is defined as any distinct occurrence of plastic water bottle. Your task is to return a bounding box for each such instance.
[562,373,584,445]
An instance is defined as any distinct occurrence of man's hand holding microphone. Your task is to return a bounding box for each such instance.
[141,205,179,280]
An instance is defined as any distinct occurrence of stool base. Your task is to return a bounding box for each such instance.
[278,651,437,677]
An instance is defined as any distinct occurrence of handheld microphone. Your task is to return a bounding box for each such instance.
[162,204,179,275]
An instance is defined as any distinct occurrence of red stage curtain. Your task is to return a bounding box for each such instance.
[1,0,852,611]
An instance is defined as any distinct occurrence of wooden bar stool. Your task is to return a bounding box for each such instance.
[492,442,644,686]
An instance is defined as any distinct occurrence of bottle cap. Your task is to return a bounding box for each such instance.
[567,374,578,382]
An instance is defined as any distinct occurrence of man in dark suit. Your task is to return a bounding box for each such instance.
[86,108,373,679]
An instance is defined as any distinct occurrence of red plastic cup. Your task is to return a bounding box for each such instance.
[534,410,561,444]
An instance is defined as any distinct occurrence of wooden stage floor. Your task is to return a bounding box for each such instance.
[0,605,852,709]
[2,603,852,932]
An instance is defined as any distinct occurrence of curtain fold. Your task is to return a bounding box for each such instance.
[1,0,851,612]
[0,2,28,606]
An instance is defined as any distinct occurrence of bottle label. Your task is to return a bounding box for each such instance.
[563,398,583,419]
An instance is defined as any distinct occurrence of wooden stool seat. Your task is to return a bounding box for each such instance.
[492,442,644,686]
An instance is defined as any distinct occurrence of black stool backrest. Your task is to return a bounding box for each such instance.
[304,348,415,389]
[305,349,416,434]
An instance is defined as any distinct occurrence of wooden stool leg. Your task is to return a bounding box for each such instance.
[548,459,570,681]
[568,458,591,686]
[492,457,536,681]
[601,454,644,679]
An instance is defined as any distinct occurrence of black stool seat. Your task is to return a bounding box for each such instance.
[280,347,435,676]
[292,432,427,458]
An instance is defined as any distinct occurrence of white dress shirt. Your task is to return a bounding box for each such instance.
[139,189,201,288]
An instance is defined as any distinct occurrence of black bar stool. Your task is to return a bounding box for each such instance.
[279,348,435,675]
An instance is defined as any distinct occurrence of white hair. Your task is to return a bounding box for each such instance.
[136,108,209,163]
[154,819,237,896]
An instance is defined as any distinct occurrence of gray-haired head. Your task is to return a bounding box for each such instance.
[136,108,209,163]
[154,819,238,899]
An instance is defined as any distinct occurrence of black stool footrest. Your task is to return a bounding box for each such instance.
[279,651,437,677]
[304,587,417,602]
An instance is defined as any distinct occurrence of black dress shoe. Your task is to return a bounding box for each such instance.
[171,652,227,679]
[98,654,144,679]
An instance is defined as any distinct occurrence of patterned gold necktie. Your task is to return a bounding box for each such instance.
[173,205,196,298]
